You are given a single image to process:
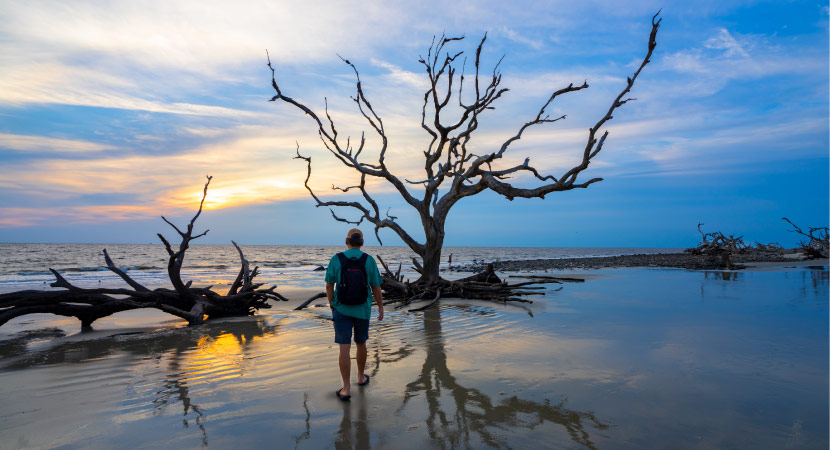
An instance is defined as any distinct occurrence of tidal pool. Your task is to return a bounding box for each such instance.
[0,266,827,449]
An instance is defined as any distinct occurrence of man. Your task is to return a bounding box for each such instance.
[325,228,384,401]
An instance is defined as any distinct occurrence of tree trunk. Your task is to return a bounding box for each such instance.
[418,221,445,283]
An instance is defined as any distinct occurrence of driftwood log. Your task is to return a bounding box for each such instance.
[0,176,295,330]
[782,217,829,259]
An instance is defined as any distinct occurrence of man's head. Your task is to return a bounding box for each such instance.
[346,228,364,248]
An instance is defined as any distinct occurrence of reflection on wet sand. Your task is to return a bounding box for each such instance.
[336,394,371,450]
[1,317,280,447]
[394,306,607,449]
[704,270,743,281]
[803,266,829,297]
[294,393,312,449]
[154,372,208,446]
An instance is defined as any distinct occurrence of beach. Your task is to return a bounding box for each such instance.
[0,250,828,449]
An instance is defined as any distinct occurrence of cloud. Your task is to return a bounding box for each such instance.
[0,134,115,154]
[0,62,259,117]
[703,28,750,58]
[660,27,827,96]
[499,27,544,50]
[370,59,427,90]
[0,121,406,227]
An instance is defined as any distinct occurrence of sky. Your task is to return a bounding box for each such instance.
[0,0,827,248]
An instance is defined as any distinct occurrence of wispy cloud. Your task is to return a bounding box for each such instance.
[499,27,544,49]
[660,26,827,96]
[370,59,427,90]
[0,62,259,117]
[703,28,750,58]
[0,134,115,154]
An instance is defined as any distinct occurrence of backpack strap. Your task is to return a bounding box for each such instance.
[336,252,347,265]
[358,253,368,265]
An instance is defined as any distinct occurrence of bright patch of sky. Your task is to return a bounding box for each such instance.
[0,0,827,247]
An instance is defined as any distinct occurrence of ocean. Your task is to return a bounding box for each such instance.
[0,243,681,292]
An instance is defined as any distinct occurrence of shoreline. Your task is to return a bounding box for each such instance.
[454,251,828,272]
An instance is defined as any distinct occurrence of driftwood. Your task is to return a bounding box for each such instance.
[684,223,750,269]
[0,177,289,330]
[377,261,565,312]
[782,217,829,259]
[508,275,585,283]
[686,223,748,255]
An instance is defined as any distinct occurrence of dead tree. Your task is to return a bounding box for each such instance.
[268,14,660,301]
[0,177,297,330]
[782,217,829,259]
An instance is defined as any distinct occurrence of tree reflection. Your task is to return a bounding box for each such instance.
[1,317,279,369]
[399,306,608,449]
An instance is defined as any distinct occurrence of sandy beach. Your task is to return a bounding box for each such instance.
[0,256,827,449]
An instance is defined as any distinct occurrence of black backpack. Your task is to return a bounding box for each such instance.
[336,252,369,305]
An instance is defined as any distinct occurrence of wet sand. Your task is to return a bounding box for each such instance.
[0,265,827,449]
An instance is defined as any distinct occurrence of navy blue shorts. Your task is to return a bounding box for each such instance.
[332,308,369,344]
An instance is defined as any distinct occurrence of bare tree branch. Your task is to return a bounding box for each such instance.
[103,248,150,292]
[269,13,661,284]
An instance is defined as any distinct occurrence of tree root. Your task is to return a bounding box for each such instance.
[381,263,578,312]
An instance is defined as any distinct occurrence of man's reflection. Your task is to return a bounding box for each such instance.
[335,395,371,450]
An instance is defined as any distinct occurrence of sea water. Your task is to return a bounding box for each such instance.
[0,243,680,292]
[0,265,826,449]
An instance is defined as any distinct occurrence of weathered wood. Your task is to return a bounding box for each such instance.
[378,262,567,309]
[294,292,327,311]
[408,289,441,312]
[508,275,585,283]
[0,177,287,330]
[782,217,829,259]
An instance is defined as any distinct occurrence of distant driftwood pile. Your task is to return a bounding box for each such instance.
[0,177,294,330]
[685,219,828,269]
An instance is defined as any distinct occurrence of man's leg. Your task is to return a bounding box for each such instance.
[354,316,370,385]
[356,342,367,384]
[332,309,353,397]
[339,343,352,396]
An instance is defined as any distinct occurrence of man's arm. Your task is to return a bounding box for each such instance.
[326,282,334,307]
[371,285,384,321]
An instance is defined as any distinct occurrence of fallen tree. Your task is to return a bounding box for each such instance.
[0,177,295,330]
[782,217,829,259]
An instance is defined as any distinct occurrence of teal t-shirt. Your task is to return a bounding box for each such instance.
[325,248,382,320]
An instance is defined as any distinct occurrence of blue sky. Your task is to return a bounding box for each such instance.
[0,0,827,248]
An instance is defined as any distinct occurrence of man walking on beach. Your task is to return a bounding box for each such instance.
[325,228,384,401]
